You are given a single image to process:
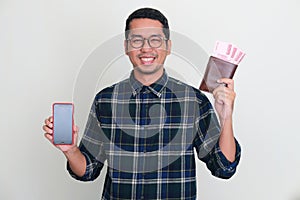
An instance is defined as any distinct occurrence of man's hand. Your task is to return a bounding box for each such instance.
[212,78,236,124]
[212,78,237,162]
[43,116,79,153]
[43,116,87,177]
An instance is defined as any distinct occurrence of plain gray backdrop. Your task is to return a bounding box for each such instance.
[0,0,299,199]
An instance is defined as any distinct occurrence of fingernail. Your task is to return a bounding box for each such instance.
[217,79,221,83]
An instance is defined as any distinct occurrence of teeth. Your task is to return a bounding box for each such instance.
[141,57,154,62]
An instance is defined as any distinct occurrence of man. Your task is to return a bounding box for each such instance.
[43,8,241,200]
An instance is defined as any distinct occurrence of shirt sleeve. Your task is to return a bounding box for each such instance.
[67,99,106,182]
[199,139,241,179]
[193,92,241,179]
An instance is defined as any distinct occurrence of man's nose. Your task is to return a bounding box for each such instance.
[141,39,152,51]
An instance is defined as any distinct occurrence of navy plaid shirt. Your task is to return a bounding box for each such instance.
[67,71,241,200]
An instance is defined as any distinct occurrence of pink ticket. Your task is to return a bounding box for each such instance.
[212,41,245,65]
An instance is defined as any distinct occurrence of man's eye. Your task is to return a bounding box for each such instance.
[150,38,161,42]
[132,39,143,43]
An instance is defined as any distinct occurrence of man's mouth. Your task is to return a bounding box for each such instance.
[139,55,156,65]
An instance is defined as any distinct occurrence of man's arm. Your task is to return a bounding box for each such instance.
[194,79,241,179]
[63,146,86,177]
[213,78,237,162]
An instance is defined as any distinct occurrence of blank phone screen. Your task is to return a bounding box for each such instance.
[53,103,73,144]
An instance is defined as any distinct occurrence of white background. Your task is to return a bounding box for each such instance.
[0,0,299,199]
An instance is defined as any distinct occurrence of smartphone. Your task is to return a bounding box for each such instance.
[52,103,74,145]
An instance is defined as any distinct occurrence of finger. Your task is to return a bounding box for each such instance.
[44,116,53,123]
[44,133,53,143]
[213,86,235,103]
[73,125,79,133]
[44,117,53,128]
[73,126,79,143]
[214,91,226,104]
[213,83,235,97]
[42,125,53,134]
[217,78,234,90]
[213,84,227,97]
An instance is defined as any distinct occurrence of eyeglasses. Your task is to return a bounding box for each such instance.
[127,35,168,49]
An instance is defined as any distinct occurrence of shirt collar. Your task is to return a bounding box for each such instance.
[129,70,169,98]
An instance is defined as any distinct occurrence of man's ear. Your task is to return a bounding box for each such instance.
[167,40,172,55]
[124,40,129,55]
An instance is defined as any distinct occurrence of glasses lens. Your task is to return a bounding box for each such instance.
[130,36,144,48]
[149,36,163,48]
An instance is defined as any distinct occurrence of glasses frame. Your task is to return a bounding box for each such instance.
[126,35,168,49]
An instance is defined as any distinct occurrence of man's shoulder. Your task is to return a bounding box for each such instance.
[95,78,130,100]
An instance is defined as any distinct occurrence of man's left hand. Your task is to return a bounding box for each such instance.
[212,78,236,123]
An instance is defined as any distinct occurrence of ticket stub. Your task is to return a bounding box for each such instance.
[212,41,245,65]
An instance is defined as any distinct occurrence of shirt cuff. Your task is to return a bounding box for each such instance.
[214,138,241,178]
[66,151,91,181]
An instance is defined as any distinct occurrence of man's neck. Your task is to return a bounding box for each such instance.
[133,69,164,86]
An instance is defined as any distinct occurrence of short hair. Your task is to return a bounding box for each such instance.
[125,8,170,40]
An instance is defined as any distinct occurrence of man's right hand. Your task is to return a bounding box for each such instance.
[42,116,79,153]
[43,116,86,177]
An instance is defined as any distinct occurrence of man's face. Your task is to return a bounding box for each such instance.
[125,18,171,76]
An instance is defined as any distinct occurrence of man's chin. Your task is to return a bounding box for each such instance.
[135,64,163,75]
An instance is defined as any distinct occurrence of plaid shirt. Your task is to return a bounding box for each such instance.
[67,71,241,200]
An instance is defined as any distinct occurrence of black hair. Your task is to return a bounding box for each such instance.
[125,8,170,40]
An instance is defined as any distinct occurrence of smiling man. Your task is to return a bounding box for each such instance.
[125,18,171,85]
[43,7,241,200]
